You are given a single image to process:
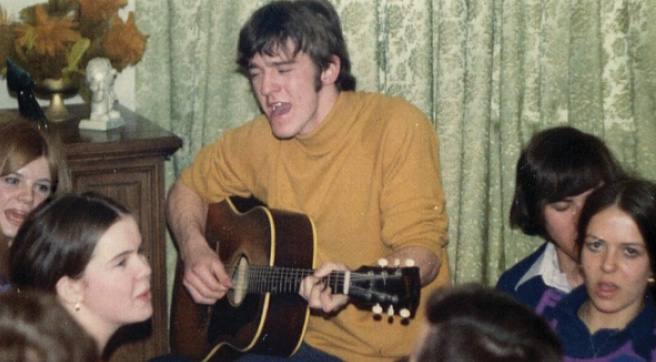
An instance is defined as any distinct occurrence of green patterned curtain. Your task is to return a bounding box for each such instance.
[135,0,656,287]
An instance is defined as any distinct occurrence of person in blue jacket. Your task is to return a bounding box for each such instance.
[496,127,625,313]
[543,179,656,361]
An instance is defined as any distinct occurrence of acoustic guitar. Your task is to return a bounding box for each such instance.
[170,197,421,361]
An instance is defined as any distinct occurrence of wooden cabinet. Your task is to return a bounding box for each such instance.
[0,104,182,361]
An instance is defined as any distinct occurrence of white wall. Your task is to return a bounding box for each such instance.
[0,0,136,111]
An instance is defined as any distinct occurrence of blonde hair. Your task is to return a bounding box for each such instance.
[0,120,70,194]
[0,120,70,278]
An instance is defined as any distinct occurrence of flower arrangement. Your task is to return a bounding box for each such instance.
[0,0,147,84]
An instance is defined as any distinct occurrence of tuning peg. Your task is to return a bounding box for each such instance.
[399,308,411,318]
[394,258,400,267]
[377,258,388,267]
[387,305,395,316]
[405,259,415,267]
[372,304,383,315]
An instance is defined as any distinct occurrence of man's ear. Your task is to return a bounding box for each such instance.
[55,275,84,306]
[320,55,341,86]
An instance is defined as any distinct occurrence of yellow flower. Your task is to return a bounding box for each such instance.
[1,1,146,81]
[13,5,80,58]
[78,0,128,23]
[103,12,147,69]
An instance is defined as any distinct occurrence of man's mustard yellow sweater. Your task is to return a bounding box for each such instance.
[182,91,450,362]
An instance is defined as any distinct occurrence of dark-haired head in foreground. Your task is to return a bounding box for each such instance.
[409,284,562,362]
[0,289,98,362]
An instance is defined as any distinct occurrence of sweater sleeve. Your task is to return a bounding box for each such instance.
[376,97,448,255]
[180,116,274,202]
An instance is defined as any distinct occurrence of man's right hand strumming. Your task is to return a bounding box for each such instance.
[181,239,233,305]
[167,179,233,305]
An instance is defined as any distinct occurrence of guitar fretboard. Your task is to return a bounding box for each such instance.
[235,265,347,295]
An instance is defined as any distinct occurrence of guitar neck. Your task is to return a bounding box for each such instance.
[242,265,347,295]
[230,263,420,314]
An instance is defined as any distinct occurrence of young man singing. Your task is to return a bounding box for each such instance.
[167,1,450,361]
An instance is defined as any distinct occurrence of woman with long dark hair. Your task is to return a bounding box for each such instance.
[544,179,656,360]
[9,192,152,357]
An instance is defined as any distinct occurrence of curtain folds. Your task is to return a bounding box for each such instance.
[135,0,656,285]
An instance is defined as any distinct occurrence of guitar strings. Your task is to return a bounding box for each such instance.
[228,264,401,281]
[227,263,402,295]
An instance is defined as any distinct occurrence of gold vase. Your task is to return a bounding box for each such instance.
[34,78,79,122]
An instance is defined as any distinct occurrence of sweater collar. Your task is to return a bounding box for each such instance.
[294,91,359,154]
[558,285,656,336]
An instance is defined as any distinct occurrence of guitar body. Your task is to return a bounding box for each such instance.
[170,197,316,361]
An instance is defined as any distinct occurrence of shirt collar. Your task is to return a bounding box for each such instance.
[516,242,574,293]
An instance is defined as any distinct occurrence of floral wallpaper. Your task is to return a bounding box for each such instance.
[134,0,656,291]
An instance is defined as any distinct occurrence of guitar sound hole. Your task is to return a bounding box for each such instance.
[229,256,249,305]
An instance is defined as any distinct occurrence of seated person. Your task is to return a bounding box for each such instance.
[167,1,450,361]
[543,179,656,361]
[0,289,97,362]
[9,192,153,359]
[496,126,625,312]
[0,120,69,290]
[407,283,562,362]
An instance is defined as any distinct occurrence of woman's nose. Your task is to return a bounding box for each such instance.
[137,253,152,278]
[600,250,618,273]
[17,184,35,205]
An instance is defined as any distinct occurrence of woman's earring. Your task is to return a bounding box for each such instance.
[649,276,655,285]
[75,302,81,311]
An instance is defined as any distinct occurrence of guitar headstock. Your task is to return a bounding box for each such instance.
[347,260,420,319]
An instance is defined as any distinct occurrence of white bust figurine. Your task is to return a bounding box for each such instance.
[79,57,124,130]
